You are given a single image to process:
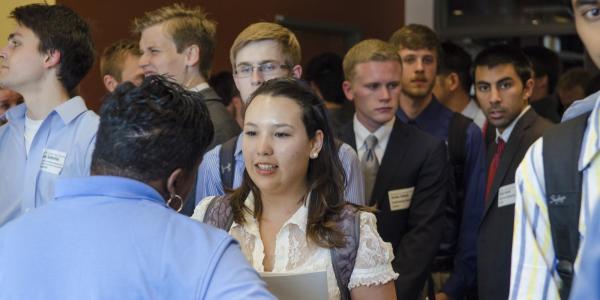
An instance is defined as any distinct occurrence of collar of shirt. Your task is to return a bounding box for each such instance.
[580,95,600,170]
[495,105,531,143]
[235,132,244,157]
[53,176,166,207]
[396,96,453,139]
[5,96,89,127]
[188,82,210,93]
[231,191,310,236]
[353,114,394,161]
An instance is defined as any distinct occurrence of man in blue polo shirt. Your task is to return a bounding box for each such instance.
[0,4,98,227]
[0,75,274,299]
[389,24,486,300]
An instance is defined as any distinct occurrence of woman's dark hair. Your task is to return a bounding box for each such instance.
[230,78,347,248]
[91,75,214,186]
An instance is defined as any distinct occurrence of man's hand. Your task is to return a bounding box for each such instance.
[435,292,450,300]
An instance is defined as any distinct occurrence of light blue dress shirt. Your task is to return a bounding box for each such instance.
[0,176,274,300]
[0,97,98,226]
[195,133,366,205]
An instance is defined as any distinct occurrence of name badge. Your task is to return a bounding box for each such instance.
[388,187,415,211]
[498,183,516,207]
[40,149,67,175]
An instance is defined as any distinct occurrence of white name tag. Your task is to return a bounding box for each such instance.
[388,187,415,211]
[40,149,67,175]
[498,183,516,207]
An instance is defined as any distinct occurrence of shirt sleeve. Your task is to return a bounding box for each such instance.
[348,212,398,289]
[201,239,275,300]
[195,146,225,205]
[441,123,485,299]
[509,138,561,300]
[571,203,600,300]
[338,143,366,206]
[191,196,216,223]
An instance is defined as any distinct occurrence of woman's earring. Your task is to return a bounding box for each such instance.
[167,194,184,212]
[310,152,318,159]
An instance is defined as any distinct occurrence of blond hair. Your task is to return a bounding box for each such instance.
[229,22,301,69]
[343,39,400,81]
[133,4,216,79]
[100,39,141,81]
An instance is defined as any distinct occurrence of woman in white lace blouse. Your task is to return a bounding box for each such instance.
[193,79,397,299]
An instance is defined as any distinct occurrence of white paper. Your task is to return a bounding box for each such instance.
[498,183,516,207]
[260,271,328,300]
[388,187,415,211]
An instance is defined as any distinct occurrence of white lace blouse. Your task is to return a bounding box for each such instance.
[192,193,398,300]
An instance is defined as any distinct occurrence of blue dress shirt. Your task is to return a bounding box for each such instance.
[397,97,486,299]
[195,133,366,205]
[0,97,98,227]
[0,176,274,300]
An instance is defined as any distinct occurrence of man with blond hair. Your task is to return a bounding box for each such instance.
[390,24,486,300]
[339,39,447,300]
[134,4,239,151]
[194,22,365,208]
[100,39,144,92]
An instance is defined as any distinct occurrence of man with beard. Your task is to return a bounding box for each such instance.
[473,45,553,300]
[389,24,486,300]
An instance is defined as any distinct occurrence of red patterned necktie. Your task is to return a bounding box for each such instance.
[485,138,505,201]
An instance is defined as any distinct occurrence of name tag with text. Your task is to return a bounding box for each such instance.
[388,187,415,211]
[498,183,516,207]
[40,149,67,175]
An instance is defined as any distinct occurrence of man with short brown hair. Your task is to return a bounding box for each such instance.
[100,39,143,92]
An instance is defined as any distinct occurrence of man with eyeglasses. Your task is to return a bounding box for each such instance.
[192,22,366,207]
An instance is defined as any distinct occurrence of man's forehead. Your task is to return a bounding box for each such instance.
[234,40,287,65]
[475,63,519,80]
[574,0,599,7]
[399,48,436,56]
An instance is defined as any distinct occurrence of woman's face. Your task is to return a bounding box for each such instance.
[242,94,323,197]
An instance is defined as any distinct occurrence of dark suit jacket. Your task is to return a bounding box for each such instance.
[197,87,241,151]
[340,119,448,300]
[477,109,553,300]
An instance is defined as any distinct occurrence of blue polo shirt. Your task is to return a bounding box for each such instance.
[0,97,98,226]
[0,176,274,300]
[397,97,486,299]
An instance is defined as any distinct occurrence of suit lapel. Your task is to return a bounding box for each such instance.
[483,109,537,216]
[370,119,411,206]
[340,122,357,151]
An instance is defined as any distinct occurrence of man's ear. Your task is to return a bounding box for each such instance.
[291,65,302,79]
[43,49,61,69]
[103,75,118,92]
[184,44,200,67]
[523,78,535,100]
[342,80,354,102]
[447,72,461,92]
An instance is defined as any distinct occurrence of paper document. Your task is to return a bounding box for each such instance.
[260,270,328,299]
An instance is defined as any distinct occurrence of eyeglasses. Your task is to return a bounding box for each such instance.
[234,62,290,78]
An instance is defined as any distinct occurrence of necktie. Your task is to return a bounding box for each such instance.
[485,138,505,201]
[361,135,379,204]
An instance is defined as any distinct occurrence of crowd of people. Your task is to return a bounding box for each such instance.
[0,1,598,299]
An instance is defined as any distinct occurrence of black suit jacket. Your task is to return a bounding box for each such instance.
[340,119,448,300]
[477,109,553,300]
[197,87,241,151]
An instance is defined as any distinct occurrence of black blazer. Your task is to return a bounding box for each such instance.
[340,119,448,300]
[196,87,241,151]
[477,109,553,300]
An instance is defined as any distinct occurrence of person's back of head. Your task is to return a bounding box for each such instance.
[557,67,593,109]
[305,52,347,105]
[9,4,94,95]
[100,39,143,92]
[522,46,561,100]
[439,41,472,93]
[133,4,216,80]
[91,75,214,197]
